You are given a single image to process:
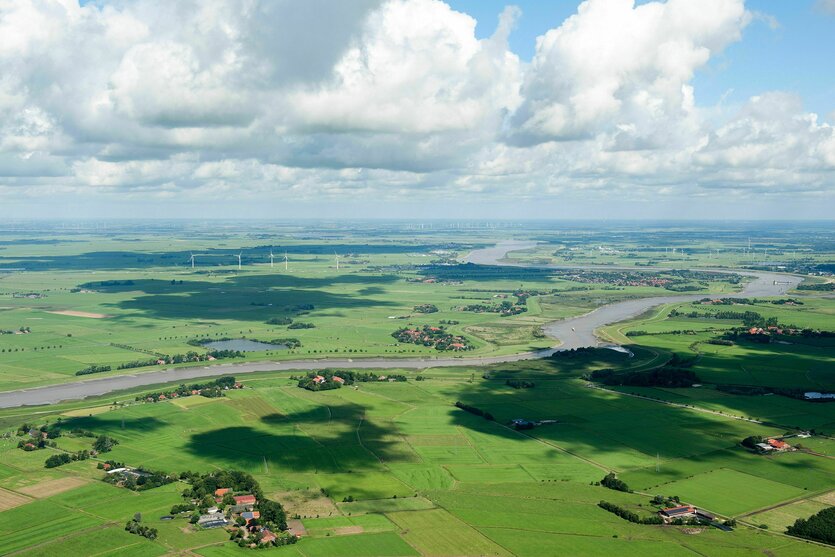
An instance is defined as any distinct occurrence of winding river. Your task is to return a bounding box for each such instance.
[0,242,801,408]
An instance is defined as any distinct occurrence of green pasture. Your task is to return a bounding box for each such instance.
[0,226,833,556]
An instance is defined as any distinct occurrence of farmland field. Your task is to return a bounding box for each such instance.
[0,221,833,555]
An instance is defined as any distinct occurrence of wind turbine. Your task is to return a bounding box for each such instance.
[236,252,242,271]
[269,250,275,269]
[190,253,195,269]
[284,252,289,271]
[334,252,340,271]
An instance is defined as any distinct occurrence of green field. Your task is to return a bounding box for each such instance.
[0,223,833,555]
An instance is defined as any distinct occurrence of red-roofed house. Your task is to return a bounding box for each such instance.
[215,488,230,497]
[234,494,257,506]
[767,438,789,450]
[659,505,696,520]
[332,376,345,384]
[313,375,326,385]
[260,529,276,544]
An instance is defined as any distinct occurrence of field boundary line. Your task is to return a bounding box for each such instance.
[586,383,766,425]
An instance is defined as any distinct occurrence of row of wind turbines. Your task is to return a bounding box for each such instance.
[188,250,342,271]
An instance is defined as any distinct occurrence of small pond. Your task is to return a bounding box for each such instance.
[203,339,286,352]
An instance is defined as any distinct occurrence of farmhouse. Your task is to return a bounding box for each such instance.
[755,443,775,452]
[260,529,277,544]
[234,494,257,506]
[332,376,345,384]
[659,505,696,520]
[767,438,790,451]
[214,488,230,497]
[241,511,260,523]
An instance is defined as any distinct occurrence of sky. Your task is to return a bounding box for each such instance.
[0,0,833,220]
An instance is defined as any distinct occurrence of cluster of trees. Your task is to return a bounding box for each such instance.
[0,326,31,335]
[597,501,663,524]
[180,470,292,539]
[75,364,112,376]
[104,468,174,491]
[600,472,630,492]
[461,300,527,317]
[17,438,52,450]
[125,514,158,540]
[181,470,261,501]
[786,507,835,545]
[81,280,135,287]
[136,376,239,402]
[741,436,766,450]
[413,304,438,313]
[117,350,244,371]
[454,401,494,421]
[506,379,535,389]
[229,527,298,549]
[706,339,734,346]
[94,435,119,453]
[288,322,315,329]
[721,384,833,403]
[45,450,90,468]
[266,317,293,325]
[550,347,596,359]
[296,370,406,391]
[16,422,62,439]
[97,459,124,470]
[797,283,835,291]
[670,308,774,328]
[391,325,472,351]
[590,354,699,388]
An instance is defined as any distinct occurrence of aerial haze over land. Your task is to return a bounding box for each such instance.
[0,1,834,556]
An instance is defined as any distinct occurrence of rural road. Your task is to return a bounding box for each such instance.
[0,242,802,408]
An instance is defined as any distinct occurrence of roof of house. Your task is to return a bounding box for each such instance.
[661,505,695,516]
[260,529,277,543]
[241,511,260,520]
[767,439,788,448]
[234,494,257,505]
[214,488,230,496]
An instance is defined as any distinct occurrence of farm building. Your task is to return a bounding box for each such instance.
[241,511,260,523]
[214,488,230,497]
[260,529,276,544]
[198,512,228,529]
[234,494,257,506]
[767,438,790,450]
[804,392,835,400]
[755,443,775,452]
[659,505,696,520]
[695,509,715,521]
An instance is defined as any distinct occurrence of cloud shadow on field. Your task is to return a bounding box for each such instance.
[183,404,415,476]
[84,274,400,322]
